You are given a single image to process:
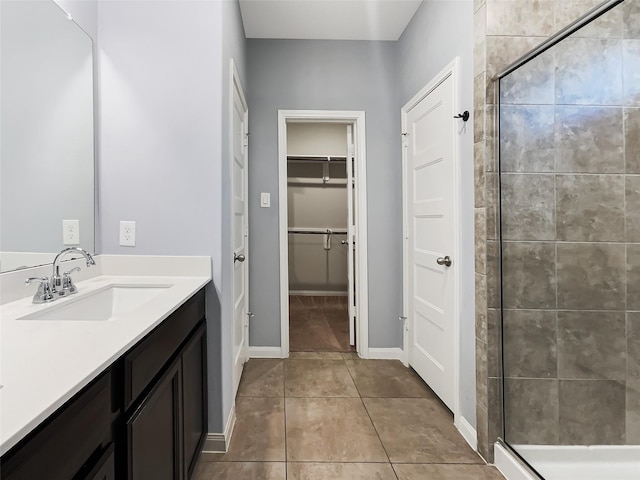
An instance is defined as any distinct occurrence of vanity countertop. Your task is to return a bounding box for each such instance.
[0,256,211,456]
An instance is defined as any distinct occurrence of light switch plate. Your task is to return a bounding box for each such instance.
[119,221,136,247]
[260,192,271,208]
[63,220,80,245]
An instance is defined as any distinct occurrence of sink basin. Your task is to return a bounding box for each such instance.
[18,284,173,321]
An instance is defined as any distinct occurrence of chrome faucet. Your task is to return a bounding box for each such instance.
[26,247,96,303]
[51,247,95,295]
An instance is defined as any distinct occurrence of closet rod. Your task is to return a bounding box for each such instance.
[288,228,348,235]
[287,155,347,162]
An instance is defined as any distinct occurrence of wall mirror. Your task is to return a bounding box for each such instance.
[0,0,95,273]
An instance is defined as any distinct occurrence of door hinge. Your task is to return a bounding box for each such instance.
[243,132,250,147]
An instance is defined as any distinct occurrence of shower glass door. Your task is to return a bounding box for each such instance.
[498,1,639,478]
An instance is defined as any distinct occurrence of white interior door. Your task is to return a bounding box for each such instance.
[232,64,249,395]
[404,73,457,410]
[346,125,356,346]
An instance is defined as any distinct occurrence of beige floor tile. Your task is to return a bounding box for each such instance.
[364,398,483,464]
[289,295,353,352]
[287,462,397,480]
[288,352,344,360]
[215,397,285,461]
[285,397,388,462]
[284,359,358,397]
[290,314,343,351]
[194,461,286,480]
[237,359,284,397]
[345,359,436,398]
[341,352,360,360]
[393,463,505,480]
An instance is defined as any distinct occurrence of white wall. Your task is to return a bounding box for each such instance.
[398,0,477,428]
[287,124,349,293]
[287,123,348,156]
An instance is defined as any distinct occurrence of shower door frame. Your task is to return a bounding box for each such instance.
[494,0,628,478]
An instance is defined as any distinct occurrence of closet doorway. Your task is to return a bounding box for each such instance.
[278,111,369,358]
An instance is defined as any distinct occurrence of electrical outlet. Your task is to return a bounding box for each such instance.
[119,221,136,247]
[63,220,80,245]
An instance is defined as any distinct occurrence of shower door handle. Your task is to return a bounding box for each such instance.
[436,256,452,267]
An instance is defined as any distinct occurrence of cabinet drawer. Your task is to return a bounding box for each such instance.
[1,372,112,480]
[124,289,204,410]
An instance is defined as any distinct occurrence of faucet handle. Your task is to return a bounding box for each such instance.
[61,267,81,295]
[25,277,54,303]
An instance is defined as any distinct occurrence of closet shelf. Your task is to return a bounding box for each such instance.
[288,177,347,185]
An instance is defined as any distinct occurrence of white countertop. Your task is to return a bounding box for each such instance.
[0,255,211,456]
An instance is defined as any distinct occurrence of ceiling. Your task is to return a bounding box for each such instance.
[238,0,424,41]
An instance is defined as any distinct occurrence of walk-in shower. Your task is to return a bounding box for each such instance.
[498,0,639,478]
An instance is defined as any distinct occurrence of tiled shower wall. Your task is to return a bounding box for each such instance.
[474,0,640,461]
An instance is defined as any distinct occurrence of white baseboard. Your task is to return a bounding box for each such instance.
[202,404,236,453]
[367,347,404,360]
[495,442,540,480]
[248,346,285,358]
[455,415,477,451]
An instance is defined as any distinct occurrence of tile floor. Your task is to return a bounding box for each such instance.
[289,296,355,353]
[195,353,505,479]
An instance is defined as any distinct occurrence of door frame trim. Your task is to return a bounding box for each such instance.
[401,57,462,420]
[277,110,369,358]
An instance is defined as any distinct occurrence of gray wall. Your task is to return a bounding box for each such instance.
[97,0,230,433]
[246,39,403,349]
[398,0,476,427]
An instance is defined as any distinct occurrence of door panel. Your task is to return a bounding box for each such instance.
[406,74,456,410]
[232,70,249,395]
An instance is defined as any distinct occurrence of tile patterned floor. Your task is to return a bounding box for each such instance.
[289,296,355,352]
[195,354,505,479]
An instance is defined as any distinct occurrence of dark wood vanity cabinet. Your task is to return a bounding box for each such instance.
[125,321,207,480]
[0,288,208,480]
[123,290,207,480]
[181,323,208,479]
[127,358,182,480]
[0,371,114,480]
[85,444,116,480]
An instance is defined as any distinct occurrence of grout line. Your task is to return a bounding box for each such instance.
[359,396,393,466]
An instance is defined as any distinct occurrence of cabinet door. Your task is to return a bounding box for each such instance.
[85,445,115,480]
[182,322,207,479]
[127,359,182,480]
